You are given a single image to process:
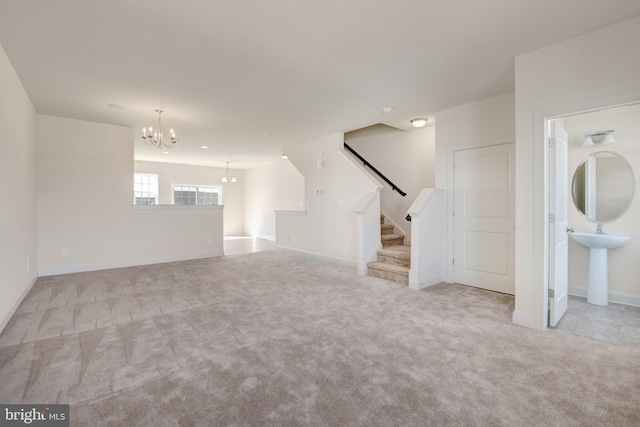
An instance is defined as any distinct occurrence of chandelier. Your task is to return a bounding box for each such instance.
[141,109,178,148]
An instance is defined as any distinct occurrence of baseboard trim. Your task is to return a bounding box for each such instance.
[276,245,357,269]
[38,251,225,277]
[512,310,544,330]
[256,235,276,241]
[0,275,38,333]
[569,284,640,307]
[409,275,442,290]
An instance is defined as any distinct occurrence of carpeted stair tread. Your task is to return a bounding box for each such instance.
[381,224,395,235]
[377,245,411,257]
[367,262,410,285]
[381,233,404,241]
[367,262,409,274]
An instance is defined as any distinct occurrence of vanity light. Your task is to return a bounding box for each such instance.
[582,130,615,146]
[582,135,595,146]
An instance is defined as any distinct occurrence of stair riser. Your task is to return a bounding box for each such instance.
[382,238,404,247]
[368,267,409,285]
[377,254,410,268]
[381,225,394,236]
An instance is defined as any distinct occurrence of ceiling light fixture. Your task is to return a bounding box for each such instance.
[582,130,615,147]
[411,118,428,128]
[222,162,237,183]
[142,109,178,148]
[281,153,288,160]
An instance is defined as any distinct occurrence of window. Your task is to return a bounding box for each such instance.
[134,174,158,205]
[173,185,221,205]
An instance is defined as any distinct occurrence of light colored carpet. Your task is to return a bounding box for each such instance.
[1,250,639,426]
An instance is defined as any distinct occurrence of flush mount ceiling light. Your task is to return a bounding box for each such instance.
[280,153,288,160]
[582,130,615,146]
[222,162,237,183]
[141,109,178,148]
[382,107,394,114]
[411,118,428,128]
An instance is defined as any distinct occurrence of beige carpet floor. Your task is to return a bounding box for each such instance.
[1,250,639,426]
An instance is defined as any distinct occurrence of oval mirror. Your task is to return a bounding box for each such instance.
[571,151,635,223]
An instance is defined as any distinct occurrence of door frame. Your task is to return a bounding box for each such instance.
[542,100,640,329]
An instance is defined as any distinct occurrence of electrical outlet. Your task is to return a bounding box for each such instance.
[207,238,212,245]
[61,249,68,257]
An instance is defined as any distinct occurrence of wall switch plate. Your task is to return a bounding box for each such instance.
[61,249,68,257]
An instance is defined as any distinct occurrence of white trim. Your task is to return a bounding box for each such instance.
[569,284,640,307]
[512,310,537,330]
[0,275,38,333]
[275,245,357,269]
[275,210,306,216]
[132,204,224,210]
[38,251,224,277]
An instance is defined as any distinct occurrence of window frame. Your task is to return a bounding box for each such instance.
[171,184,222,206]
[133,173,159,205]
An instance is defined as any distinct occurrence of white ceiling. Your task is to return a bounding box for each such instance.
[1,1,639,169]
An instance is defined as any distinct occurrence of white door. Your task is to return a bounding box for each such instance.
[454,143,515,294]
[548,120,569,327]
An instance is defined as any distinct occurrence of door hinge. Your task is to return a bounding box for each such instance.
[549,213,555,223]
[452,258,455,265]
[548,288,555,298]
[548,138,555,149]
[453,162,456,170]
[452,210,455,218]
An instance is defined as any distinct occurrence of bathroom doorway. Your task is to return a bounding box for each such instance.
[547,103,640,336]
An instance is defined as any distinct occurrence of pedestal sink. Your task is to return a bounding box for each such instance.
[570,232,630,306]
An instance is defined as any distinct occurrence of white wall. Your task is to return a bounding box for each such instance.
[564,104,640,302]
[345,124,435,239]
[134,160,244,236]
[243,160,305,240]
[435,92,516,282]
[37,116,224,275]
[514,16,640,330]
[0,43,38,332]
[276,133,380,265]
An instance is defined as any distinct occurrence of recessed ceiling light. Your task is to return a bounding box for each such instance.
[382,107,393,114]
[107,103,126,111]
[162,151,170,154]
[200,145,209,149]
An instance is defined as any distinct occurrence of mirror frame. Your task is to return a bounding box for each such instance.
[571,150,635,224]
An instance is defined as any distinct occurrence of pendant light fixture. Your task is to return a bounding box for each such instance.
[222,162,237,183]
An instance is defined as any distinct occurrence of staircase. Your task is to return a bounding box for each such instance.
[367,215,411,285]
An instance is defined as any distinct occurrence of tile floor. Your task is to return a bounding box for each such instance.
[551,295,640,348]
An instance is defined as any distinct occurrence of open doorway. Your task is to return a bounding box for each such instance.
[546,103,640,345]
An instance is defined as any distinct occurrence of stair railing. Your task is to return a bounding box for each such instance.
[344,143,407,197]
